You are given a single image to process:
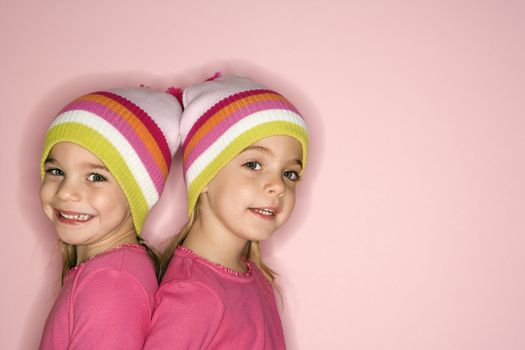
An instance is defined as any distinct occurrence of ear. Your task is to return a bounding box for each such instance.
[201,185,209,193]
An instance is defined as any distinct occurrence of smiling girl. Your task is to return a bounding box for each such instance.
[38,88,181,349]
[145,75,309,349]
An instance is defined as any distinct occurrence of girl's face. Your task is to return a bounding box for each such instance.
[39,142,134,248]
[200,135,303,243]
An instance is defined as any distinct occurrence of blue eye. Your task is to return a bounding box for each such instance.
[87,173,107,182]
[46,168,64,176]
[243,161,262,171]
[283,170,300,181]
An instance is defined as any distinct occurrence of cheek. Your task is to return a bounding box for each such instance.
[283,188,297,214]
[39,182,53,206]
[289,193,296,209]
[39,183,56,220]
[111,190,131,215]
[90,189,125,214]
[209,185,250,217]
[232,183,258,208]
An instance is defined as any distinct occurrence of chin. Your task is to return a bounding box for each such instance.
[243,229,276,242]
[55,228,89,246]
[56,235,82,246]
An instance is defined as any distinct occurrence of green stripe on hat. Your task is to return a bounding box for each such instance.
[41,123,150,233]
[187,121,308,216]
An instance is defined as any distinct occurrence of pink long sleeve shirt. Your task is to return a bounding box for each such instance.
[39,244,158,350]
[144,246,286,349]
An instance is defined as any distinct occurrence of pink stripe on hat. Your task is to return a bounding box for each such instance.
[182,98,299,173]
[63,100,166,195]
[97,91,172,168]
[182,89,267,151]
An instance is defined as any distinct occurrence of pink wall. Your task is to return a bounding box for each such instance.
[1,0,524,348]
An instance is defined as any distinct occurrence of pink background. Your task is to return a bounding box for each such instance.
[1,0,524,349]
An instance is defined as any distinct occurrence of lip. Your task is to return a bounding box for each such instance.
[55,209,95,225]
[248,207,279,221]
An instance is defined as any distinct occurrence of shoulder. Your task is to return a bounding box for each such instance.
[160,253,222,301]
[78,245,156,282]
[149,257,226,348]
[65,247,158,349]
[165,251,252,304]
[152,261,225,341]
[157,250,230,313]
[80,244,155,273]
[72,245,158,307]
[251,263,275,294]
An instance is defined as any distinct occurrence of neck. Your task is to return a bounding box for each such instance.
[182,210,248,273]
[75,226,138,264]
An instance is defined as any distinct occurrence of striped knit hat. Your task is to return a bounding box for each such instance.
[40,88,182,233]
[180,74,309,216]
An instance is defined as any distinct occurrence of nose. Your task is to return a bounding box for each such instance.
[56,178,81,202]
[264,172,286,198]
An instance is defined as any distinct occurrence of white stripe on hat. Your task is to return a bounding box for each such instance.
[110,89,182,155]
[52,111,159,208]
[185,109,307,185]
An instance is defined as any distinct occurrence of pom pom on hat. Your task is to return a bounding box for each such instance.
[40,87,182,233]
[179,74,309,216]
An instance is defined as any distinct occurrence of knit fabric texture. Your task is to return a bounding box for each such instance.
[144,246,285,349]
[179,75,309,216]
[39,245,158,349]
[40,88,182,233]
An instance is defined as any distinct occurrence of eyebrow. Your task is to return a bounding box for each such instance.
[82,163,109,171]
[242,145,274,155]
[44,158,108,171]
[241,146,303,168]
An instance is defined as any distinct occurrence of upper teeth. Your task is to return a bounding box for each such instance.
[60,212,91,221]
[254,208,275,216]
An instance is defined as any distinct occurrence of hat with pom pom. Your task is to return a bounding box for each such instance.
[179,74,309,216]
[41,87,182,233]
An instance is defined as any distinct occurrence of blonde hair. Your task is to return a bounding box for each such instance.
[58,237,160,284]
[158,202,277,286]
[59,240,76,283]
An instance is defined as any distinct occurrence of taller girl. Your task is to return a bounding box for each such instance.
[145,75,309,349]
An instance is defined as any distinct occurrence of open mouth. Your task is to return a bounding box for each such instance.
[249,207,278,219]
[56,210,94,224]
